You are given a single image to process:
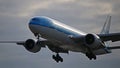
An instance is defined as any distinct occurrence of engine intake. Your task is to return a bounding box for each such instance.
[85,34,95,45]
[24,39,41,53]
[84,34,104,49]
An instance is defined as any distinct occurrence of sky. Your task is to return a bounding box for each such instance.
[0,0,120,68]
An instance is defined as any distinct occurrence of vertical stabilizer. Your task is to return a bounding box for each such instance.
[100,16,111,34]
[100,15,112,48]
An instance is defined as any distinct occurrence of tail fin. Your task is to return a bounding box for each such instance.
[100,15,112,48]
[100,15,111,34]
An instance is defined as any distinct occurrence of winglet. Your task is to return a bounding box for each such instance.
[100,15,111,34]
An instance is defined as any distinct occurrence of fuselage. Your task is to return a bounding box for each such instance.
[28,16,109,55]
[29,16,87,52]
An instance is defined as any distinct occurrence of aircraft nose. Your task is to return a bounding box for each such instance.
[29,17,54,28]
[29,17,39,24]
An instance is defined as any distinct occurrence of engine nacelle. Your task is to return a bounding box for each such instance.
[84,34,104,49]
[24,39,41,53]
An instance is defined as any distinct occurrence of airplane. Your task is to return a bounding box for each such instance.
[0,16,120,63]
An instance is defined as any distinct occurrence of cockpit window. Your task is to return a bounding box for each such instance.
[32,18,39,21]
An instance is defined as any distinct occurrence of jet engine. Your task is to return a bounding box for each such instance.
[84,34,104,49]
[24,39,41,53]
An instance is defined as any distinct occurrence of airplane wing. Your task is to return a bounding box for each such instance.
[0,39,68,53]
[98,33,120,42]
[0,41,25,45]
[0,39,48,46]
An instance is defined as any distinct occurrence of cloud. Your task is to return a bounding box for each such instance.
[0,0,75,17]
[0,0,120,68]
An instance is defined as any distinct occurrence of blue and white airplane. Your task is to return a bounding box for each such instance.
[1,16,120,63]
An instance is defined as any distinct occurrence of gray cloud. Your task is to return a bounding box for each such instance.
[0,0,120,68]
